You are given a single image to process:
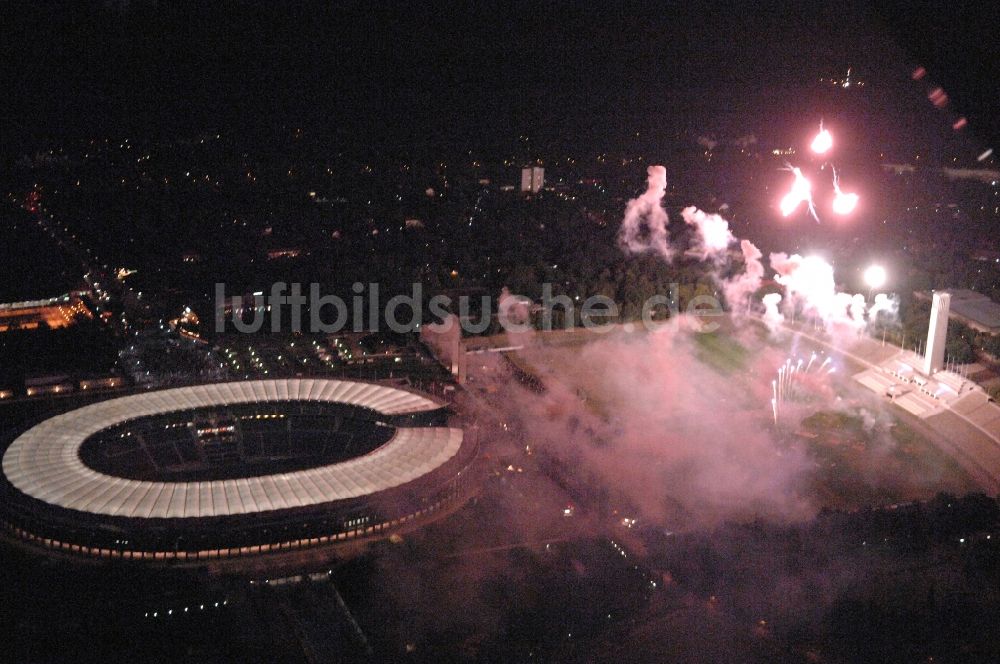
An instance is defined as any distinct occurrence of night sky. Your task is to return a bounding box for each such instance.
[3,1,998,155]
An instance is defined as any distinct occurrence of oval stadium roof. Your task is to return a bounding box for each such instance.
[2,379,462,519]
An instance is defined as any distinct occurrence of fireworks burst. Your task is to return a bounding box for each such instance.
[830,167,859,215]
[779,126,863,222]
[779,166,818,221]
[771,352,836,424]
[810,123,833,154]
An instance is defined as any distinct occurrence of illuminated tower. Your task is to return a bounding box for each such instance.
[923,291,950,375]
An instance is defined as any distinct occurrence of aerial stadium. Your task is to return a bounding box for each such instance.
[0,379,477,562]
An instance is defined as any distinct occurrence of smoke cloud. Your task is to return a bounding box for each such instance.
[770,253,838,323]
[680,206,736,260]
[493,324,815,529]
[768,252,891,336]
[678,206,766,317]
[868,292,899,321]
[618,165,672,260]
[762,293,784,332]
[723,239,766,314]
[617,168,891,338]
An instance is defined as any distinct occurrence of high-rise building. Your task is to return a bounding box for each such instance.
[520,166,544,193]
[923,291,951,375]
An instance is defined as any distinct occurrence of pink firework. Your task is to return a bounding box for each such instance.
[810,124,832,154]
[779,166,817,221]
[831,167,859,215]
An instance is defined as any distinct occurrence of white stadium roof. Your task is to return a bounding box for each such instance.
[2,379,462,519]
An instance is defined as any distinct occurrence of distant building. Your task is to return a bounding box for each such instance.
[266,247,304,260]
[25,374,75,397]
[79,376,124,391]
[520,166,544,194]
[0,293,92,332]
[971,249,1000,264]
[420,314,466,383]
[916,289,1000,334]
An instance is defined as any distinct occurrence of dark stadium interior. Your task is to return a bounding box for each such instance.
[78,401,398,482]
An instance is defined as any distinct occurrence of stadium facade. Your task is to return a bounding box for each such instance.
[1,379,477,561]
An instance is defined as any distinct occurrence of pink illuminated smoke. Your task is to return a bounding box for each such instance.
[618,165,672,259]
[681,206,735,259]
[770,253,838,322]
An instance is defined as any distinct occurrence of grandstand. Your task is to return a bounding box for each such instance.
[0,379,477,561]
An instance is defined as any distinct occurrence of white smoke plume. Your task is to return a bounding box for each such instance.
[770,253,838,323]
[762,293,784,332]
[848,293,868,329]
[618,165,672,260]
[769,253,884,336]
[677,206,763,316]
[868,293,899,321]
[617,169,880,336]
[681,206,736,261]
[498,286,532,328]
[724,239,766,314]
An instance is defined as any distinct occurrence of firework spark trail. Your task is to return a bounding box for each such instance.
[830,166,859,215]
[810,123,832,154]
[771,352,835,423]
[771,380,778,424]
[779,165,819,222]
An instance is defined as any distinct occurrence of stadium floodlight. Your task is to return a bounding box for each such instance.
[864,265,887,291]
